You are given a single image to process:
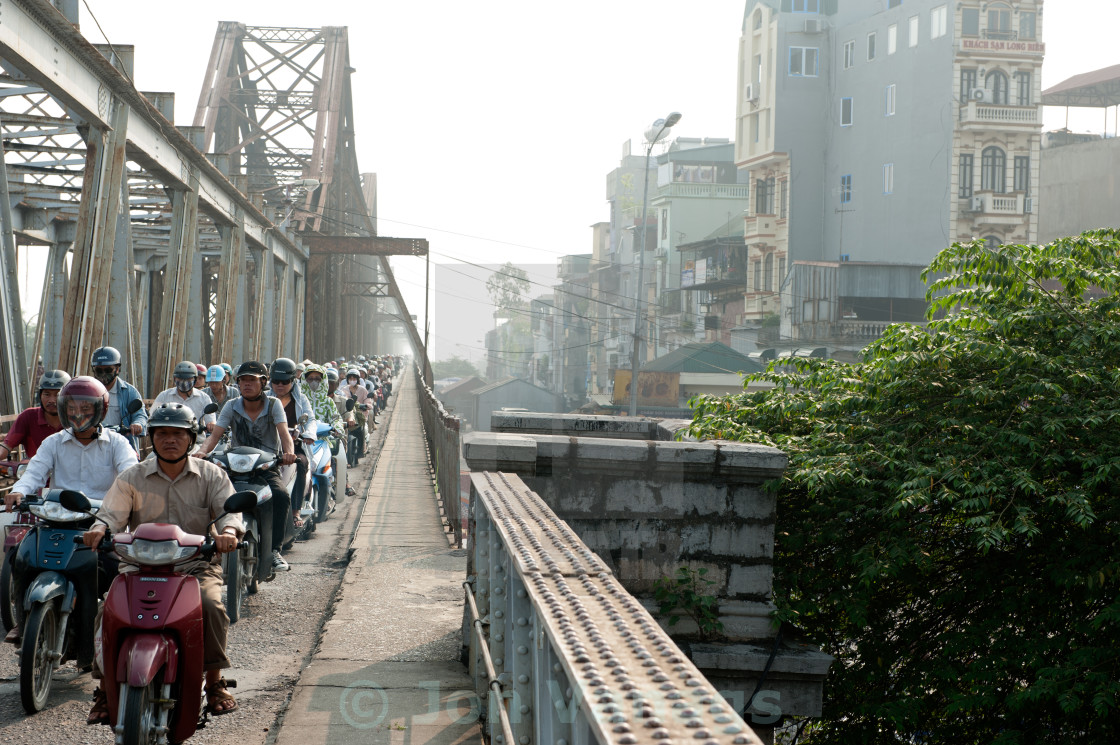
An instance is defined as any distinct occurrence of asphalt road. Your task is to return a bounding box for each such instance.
[0,403,395,745]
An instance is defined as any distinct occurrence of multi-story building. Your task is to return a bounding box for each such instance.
[731,0,1043,349]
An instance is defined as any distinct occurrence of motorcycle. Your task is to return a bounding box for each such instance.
[11,488,109,713]
[206,447,279,623]
[60,489,256,745]
[1,459,30,632]
[304,420,339,524]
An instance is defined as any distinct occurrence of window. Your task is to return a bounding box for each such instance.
[753,9,763,31]
[752,113,759,143]
[789,47,819,77]
[960,68,977,101]
[984,235,1002,249]
[988,7,1012,39]
[778,257,786,286]
[962,8,980,37]
[780,180,788,219]
[841,97,853,126]
[791,0,819,12]
[888,0,901,7]
[660,209,668,240]
[908,16,919,47]
[840,174,852,204]
[1014,156,1031,194]
[1020,12,1037,40]
[755,177,775,214]
[753,260,762,291]
[959,153,974,198]
[885,84,896,116]
[843,40,855,70]
[764,253,774,292]
[981,146,1006,193]
[887,24,897,54]
[883,163,894,194]
[930,5,947,39]
[1015,72,1032,106]
[867,32,877,61]
[986,70,1009,105]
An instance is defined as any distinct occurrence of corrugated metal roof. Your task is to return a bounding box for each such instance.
[1042,64,1120,107]
[642,342,764,375]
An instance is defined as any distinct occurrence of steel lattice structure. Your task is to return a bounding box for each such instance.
[193,22,427,364]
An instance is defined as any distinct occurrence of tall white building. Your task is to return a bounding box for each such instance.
[731,0,1043,350]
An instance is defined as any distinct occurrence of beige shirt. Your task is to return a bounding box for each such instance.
[97,457,242,572]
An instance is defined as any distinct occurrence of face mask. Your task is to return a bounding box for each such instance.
[176,379,194,394]
[307,379,321,392]
[93,369,118,387]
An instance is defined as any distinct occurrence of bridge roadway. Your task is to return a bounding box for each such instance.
[272,369,480,745]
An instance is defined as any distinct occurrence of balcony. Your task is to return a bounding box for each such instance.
[595,264,620,293]
[744,214,778,242]
[959,101,1040,130]
[680,244,748,291]
[655,182,751,201]
[963,192,1028,226]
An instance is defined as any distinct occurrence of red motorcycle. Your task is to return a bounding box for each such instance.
[62,490,255,745]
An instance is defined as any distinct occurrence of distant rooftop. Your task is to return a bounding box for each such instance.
[1043,64,1120,108]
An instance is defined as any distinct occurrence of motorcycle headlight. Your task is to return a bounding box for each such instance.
[30,500,91,522]
[226,453,257,473]
[116,539,198,566]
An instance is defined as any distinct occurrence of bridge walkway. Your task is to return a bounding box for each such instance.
[275,371,479,745]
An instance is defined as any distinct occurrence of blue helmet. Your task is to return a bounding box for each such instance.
[205,365,225,383]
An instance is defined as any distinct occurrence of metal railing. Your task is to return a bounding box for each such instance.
[465,471,763,745]
[415,366,465,546]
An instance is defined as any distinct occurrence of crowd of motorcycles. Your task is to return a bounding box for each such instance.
[0,358,398,744]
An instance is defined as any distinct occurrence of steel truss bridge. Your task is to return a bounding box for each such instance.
[0,0,430,413]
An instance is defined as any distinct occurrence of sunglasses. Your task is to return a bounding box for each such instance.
[270,379,292,386]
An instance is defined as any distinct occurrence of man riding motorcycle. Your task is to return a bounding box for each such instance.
[0,370,70,460]
[90,346,148,452]
[83,403,243,724]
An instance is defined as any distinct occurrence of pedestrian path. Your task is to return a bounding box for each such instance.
[275,372,480,745]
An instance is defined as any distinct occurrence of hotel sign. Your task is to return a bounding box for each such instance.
[960,39,1045,56]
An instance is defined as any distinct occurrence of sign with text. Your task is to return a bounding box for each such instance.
[612,370,681,408]
[960,39,1045,56]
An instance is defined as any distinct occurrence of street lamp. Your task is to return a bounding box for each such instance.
[629,111,681,416]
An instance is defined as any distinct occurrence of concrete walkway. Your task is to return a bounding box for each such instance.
[275,373,480,745]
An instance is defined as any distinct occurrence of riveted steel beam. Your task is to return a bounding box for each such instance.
[302,235,428,257]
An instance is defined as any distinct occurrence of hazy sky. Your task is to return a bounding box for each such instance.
[16,1,1118,360]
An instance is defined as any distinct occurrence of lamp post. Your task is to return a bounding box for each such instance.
[629,111,681,416]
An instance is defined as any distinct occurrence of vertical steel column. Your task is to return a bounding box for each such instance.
[471,506,492,697]
[184,245,206,365]
[257,247,276,362]
[273,260,290,356]
[248,246,267,361]
[488,526,509,744]
[534,637,573,745]
[0,112,28,412]
[212,211,245,363]
[58,100,129,374]
[510,573,534,744]
[152,169,201,388]
[290,271,304,357]
[41,242,70,373]
[132,266,150,395]
[106,177,140,385]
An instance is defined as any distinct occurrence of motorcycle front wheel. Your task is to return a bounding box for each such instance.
[224,549,243,624]
[316,480,331,523]
[19,600,58,713]
[121,680,161,745]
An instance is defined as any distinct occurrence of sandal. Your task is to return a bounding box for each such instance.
[87,686,110,726]
[205,677,238,715]
[292,513,304,529]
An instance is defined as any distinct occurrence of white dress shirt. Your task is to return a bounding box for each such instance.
[10,427,139,501]
[153,387,216,426]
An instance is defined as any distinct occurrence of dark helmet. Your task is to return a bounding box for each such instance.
[90,346,122,368]
[270,357,298,382]
[236,360,268,380]
[148,403,198,438]
[326,368,339,382]
[37,370,71,406]
[58,376,109,433]
[173,360,198,379]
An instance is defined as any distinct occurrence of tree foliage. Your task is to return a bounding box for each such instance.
[431,356,480,380]
[486,262,530,318]
[689,231,1120,743]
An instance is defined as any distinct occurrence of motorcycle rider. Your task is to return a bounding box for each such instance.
[195,361,297,572]
[337,367,370,459]
[3,377,138,643]
[325,368,358,497]
[205,364,238,410]
[154,361,217,432]
[82,403,243,724]
[91,346,148,452]
[0,370,70,461]
[267,358,313,527]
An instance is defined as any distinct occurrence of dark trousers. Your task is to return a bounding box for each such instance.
[261,470,290,553]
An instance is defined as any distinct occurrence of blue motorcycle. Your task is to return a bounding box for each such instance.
[11,488,109,713]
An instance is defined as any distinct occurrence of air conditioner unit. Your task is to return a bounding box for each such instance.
[745,83,758,102]
[1024,197,1034,213]
[970,87,988,102]
[970,196,984,212]
[804,18,822,34]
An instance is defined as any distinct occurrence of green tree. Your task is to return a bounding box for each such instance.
[689,231,1120,743]
[486,262,530,319]
[431,356,480,380]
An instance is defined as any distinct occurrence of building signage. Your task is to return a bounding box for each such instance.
[681,260,695,288]
[960,39,1044,55]
[611,370,681,408]
[696,258,708,285]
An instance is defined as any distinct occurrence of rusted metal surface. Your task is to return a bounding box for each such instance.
[416,366,464,546]
[302,235,429,257]
[468,472,764,745]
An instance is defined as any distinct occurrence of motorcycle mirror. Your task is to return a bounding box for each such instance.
[222,490,258,515]
[58,489,93,514]
[345,398,356,412]
[203,402,219,415]
[126,398,144,416]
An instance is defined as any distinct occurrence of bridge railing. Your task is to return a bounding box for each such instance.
[464,471,764,745]
[415,367,465,546]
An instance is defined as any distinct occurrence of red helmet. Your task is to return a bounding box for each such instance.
[58,376,109,433]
